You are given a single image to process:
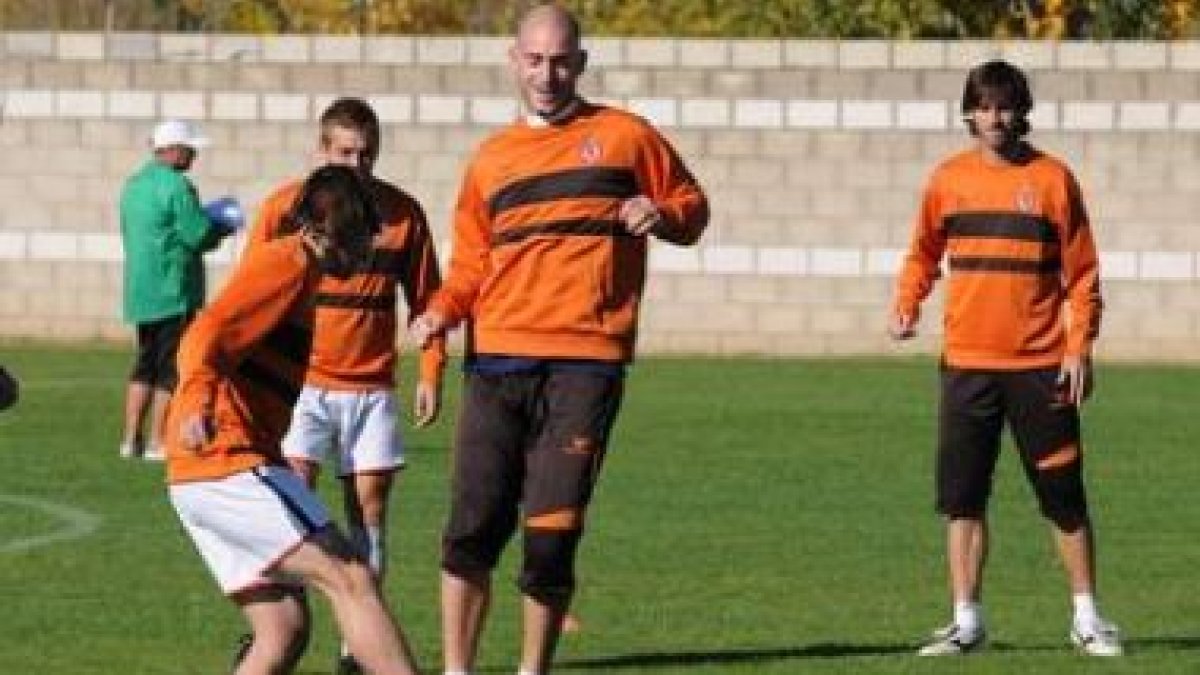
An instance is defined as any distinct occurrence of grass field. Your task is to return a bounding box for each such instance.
[1,343,1198,674]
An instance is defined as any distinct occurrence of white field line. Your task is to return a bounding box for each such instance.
[0,494,103,554]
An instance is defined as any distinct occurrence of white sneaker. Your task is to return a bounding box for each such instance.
[917,623,986,656]
[141,444,165,461]
[1071,619,1122,656]
[118,441,138,459]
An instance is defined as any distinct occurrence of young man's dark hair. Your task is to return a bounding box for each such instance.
[319,97,381,164]
[961,59,1033,137]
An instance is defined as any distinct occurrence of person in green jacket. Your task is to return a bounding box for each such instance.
[119,120,231,461]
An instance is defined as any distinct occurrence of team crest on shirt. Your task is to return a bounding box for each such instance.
[1014,184,1039,214]
[579,135,602,165]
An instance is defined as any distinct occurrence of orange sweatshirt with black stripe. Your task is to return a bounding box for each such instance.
[429,102,708,362]
[165,235,317,483]
[247,177,445,389]
[893,147,1103,370]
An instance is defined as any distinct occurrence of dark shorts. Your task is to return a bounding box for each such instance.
[130,313,192,391]
[936,366,1089,526]
[442,366,624,573]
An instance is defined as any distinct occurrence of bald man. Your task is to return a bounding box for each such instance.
[410,4,708,674]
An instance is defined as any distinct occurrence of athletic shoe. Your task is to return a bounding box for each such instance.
[118,441,138,459]
[917,623,986,656]
[1071,619,1122,656]
[142,444,165,461]
[334,654,363,674]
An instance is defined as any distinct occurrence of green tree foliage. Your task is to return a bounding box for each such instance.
[0,0,1195,38]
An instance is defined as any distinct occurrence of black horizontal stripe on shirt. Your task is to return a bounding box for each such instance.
[315,292,397,311]
[491,218,632,247]
[236,358,302,406]
[944,212,1058,243]
[949,256,1061,274]
[488,167,638,218]
[260,321,312,367]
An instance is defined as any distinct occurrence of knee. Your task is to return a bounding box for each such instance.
[1036,480,1090,532]
[518,527,582,602]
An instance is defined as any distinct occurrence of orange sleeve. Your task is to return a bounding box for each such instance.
[174,240,312,421]
[244,182,300,252]
[398,202,447,384]
[631,119,708,245]
[1060,172,1102,357]
[429,160,492,328]
[893,175,947,322]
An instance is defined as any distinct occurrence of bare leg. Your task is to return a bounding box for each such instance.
[121,381,152,449]
[947,516,988,604]
[520,593,569,675]
[344,470,395,577]
[148,386,172,449]
[280,528,419,675]
[1052,518,1096,594]
[442,570,490,673]
[232,586,310,674]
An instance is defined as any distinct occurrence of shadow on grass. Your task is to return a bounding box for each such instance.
[553,642,914,670]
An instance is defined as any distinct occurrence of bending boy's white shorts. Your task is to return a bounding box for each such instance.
[282,386,406,476]
[169,465,332,595]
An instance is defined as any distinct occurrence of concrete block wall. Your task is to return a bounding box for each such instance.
[2,34,1200,360]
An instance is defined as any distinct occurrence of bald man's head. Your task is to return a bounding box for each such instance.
[510,3,587,119]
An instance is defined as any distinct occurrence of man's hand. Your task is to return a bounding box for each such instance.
[412,381,441,429]
[618,195,663,236]
[408,311,446,349]
[1057,354,1094,407]
[888,312,917,341]
[179,410,215,451]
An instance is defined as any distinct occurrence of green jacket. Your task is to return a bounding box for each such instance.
[120,159,221,324]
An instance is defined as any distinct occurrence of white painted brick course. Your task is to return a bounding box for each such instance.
[731,40,781,68]
[702,246,754,274]
[365,95,410,124]
[263,94,310,122]
[261,35,309,63]
[1113,42,1167,70]
[29,233,78,261]
[757,247,807,276]
[1170,42,1200,70]
[584,39,624,67]
[470,97,517,125]
[1118,102,1170,131]
[628,98,678,128]
[1057,42,1110,69]
[6,33,54,58]
[1100,251,1138,280]
[1175,102,1200,130]
[649,245,701,274]
[160,91,206,120]
[865,248,904,276]
[625,39,676,67]
[212,35,262,62]
[839,41,889,69]
[681,99,730,128]
[78,233,123,262]
[159,34,209,61]
[945,41,1001,68]
[5,90,54,118]
[678,40,729,68]
[0,232,26,260]
[107,90,156,119]
[810,248,862,276]
[467,37,509,65]
[734,99,782,128]
[1000,41,1055,69]
[841,100,892,129]
[56,90,105,118]
[211,92,259,121]
[418,37,466,65]
[786,99,838,128]
[58,34,104,61]
[784,41,837,68]
[312,36,361,63]
[1061,102,1114,131]
[895,100,946,130]
[1028,101,1059,131]
[417,96,466,124]
[1140,251,1193,280]
[364,37,414,64]
[892,41,945,69]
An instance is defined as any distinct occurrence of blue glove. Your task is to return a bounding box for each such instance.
[204,196,245,235]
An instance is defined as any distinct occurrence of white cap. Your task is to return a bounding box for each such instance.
[151,120,210,150]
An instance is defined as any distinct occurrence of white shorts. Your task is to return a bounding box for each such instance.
[169,466,332,595]
[282,386,406,476]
